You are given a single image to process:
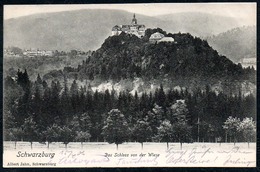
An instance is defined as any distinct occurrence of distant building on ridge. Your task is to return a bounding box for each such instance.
[23,49,53,57]
[149,32,165,43]
[240,57,256,69]
[149,32,175,43]
[111,14,146,38]
[158,37,175,43]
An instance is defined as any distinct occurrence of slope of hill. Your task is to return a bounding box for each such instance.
[154,12,246,38]
[84,29,255,80]
[4,9,249,51]
[206,26,256,63]
[40,29,255,95]
[4,9,159,51]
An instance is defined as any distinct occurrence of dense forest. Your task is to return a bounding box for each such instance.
[3,28,256,148]
[4,69,256,148]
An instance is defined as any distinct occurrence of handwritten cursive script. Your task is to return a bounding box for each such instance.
[165,145,255,167]
[58,150,110,165]
[116,156,159,165]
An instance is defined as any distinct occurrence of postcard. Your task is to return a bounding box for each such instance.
[3,3,256,167]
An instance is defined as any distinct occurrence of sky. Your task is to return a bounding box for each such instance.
[4,3,256,23]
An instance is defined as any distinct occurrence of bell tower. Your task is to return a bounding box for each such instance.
[131,13,137,25]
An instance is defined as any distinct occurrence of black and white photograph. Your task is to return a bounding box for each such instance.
[3,3,256,167]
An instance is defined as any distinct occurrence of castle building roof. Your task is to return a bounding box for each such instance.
[149,32,165,40]
[158,37,174,42]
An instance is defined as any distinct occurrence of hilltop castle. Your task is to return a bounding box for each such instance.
[111,14,146,38]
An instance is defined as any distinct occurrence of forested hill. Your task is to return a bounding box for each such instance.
[206,26,256,63]
[67,28,255,89]
[4,29,256,143]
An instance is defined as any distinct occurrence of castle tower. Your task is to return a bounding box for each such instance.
[112,13,145,38]
[131,13,137,25]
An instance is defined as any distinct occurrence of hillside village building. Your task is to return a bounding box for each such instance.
[112,14,146,38]
[4,48,53,57]
[240,57,256,69]
[23,49,53,57]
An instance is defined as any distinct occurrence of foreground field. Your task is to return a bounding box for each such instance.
[3,142,256,167]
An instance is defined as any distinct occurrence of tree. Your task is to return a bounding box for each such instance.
[172,121,192,149]
[59,125,75,149]
[78,113,92,135]
[32,78,44,130]
[102,109,129,149]
[21,116,38,149]
[36,74,43,85]
[223,116,241,145]
[199,122,216,142]
[70,80,79,112]
[103,89,112,111]
[3,77,23,146]
[70,80,79,97]
[43,124,61,149]
[70,50,78,57]
[73,113,92,147]
[75,131,91,148]
[16,69,32,124]
[169,100,189,123]
[16,69,30,91]
[132,119,152,149]
[6,127,23,149]
[169,100,192,149]
[146,103,163,136]
[61,77,72,123]
[157,84,166,107]
[157,119,173,149]
[10,46,23,55]
[237,117,256,147]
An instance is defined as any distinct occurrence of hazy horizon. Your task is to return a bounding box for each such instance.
[4,3,256,25]
[4,3,256,53]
